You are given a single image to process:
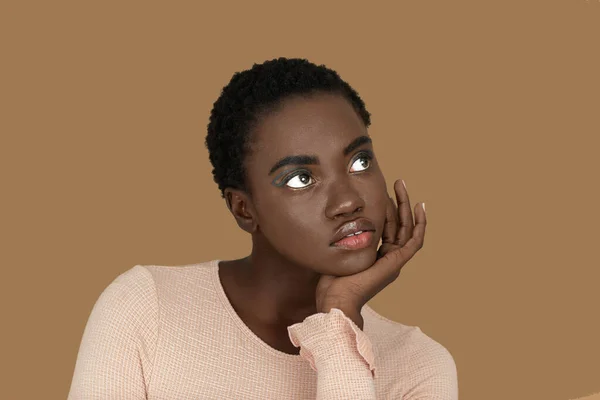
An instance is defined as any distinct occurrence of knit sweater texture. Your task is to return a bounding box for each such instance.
[67,259,458,399]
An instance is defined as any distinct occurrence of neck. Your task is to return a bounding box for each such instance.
[232,241,321,325]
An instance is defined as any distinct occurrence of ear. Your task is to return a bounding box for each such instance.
[224,188,258,234]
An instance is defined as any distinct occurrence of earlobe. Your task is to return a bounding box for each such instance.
[225,189,257,234]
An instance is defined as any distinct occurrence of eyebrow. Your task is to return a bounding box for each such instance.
[268,135,372,176]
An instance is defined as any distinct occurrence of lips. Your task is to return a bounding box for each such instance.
[330,217,376,246]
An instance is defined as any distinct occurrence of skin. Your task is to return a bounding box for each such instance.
[220,92,426,354]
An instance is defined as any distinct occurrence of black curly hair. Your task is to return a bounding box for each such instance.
[205,57,372,200]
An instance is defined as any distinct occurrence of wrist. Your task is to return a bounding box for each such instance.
[323,305,363,330]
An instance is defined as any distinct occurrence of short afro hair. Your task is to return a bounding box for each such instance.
[205,57,372,199]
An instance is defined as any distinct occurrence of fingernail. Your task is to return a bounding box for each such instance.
[402,180,406,189]
[422,203,426,212]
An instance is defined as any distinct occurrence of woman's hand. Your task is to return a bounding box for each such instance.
[315,179,427,329]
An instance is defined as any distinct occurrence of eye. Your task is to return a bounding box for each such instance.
[281,152,373,189]
[284,172,314,189]
[350,153,372,172]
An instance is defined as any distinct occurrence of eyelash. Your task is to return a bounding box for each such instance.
[281,151,374,188]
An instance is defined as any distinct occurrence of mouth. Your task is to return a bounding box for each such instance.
[330,230,375,250]
[330,217,376,248]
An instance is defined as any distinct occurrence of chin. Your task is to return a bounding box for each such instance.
[329,248,378,276]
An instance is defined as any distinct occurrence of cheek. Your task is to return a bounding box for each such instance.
[364,182,390,227]
[259,205,322,249]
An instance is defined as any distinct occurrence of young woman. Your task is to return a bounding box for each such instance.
[67,57,458,399]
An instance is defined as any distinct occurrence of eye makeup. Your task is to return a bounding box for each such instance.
[272,169,312,188]
[267,135,372,176]
[270,150,374,188]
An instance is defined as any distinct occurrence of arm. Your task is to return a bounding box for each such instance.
[287,308,377,400]
[67,265,159,400]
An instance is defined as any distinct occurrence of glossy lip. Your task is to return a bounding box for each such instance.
[331,231,374,250]
[330,217,376,246]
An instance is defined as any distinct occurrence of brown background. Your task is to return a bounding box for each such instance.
[1,1,599,399]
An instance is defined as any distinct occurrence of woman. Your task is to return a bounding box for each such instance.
[67,57,458,399]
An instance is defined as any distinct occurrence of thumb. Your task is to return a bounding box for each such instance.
[377,242,396,260]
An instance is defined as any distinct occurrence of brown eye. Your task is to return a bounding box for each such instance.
[285,172,314,189]
[350,154,372,172]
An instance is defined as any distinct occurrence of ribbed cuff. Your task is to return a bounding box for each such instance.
[287,308,376,379]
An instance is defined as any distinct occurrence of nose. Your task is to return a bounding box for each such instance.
[324,179,366,220]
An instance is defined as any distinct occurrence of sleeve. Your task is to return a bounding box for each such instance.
[67,265,160,400]
[287,307,377,400]
[401,327,459,400]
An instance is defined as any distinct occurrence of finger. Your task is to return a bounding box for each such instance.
[369,203,426,298]
[381,195,398,244]
[394,179,414,247]
[400,203,427,257]
[389,195,400,237]
[360,247,407,302]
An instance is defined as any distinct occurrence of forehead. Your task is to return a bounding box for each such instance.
[249,93,368,160]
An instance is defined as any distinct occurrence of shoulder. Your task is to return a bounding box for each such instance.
[100,264,157,303]
[89,265,159,332]
[94,260,217,312]
[363,304,456,363]
[401,326,458,399]
[138,260,217,292]
[402,325,457,377]
[362,305,458,398]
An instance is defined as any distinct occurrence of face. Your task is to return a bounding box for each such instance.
[238,92,389,276]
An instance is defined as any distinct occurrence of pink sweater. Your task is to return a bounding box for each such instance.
[67,259,458,399]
